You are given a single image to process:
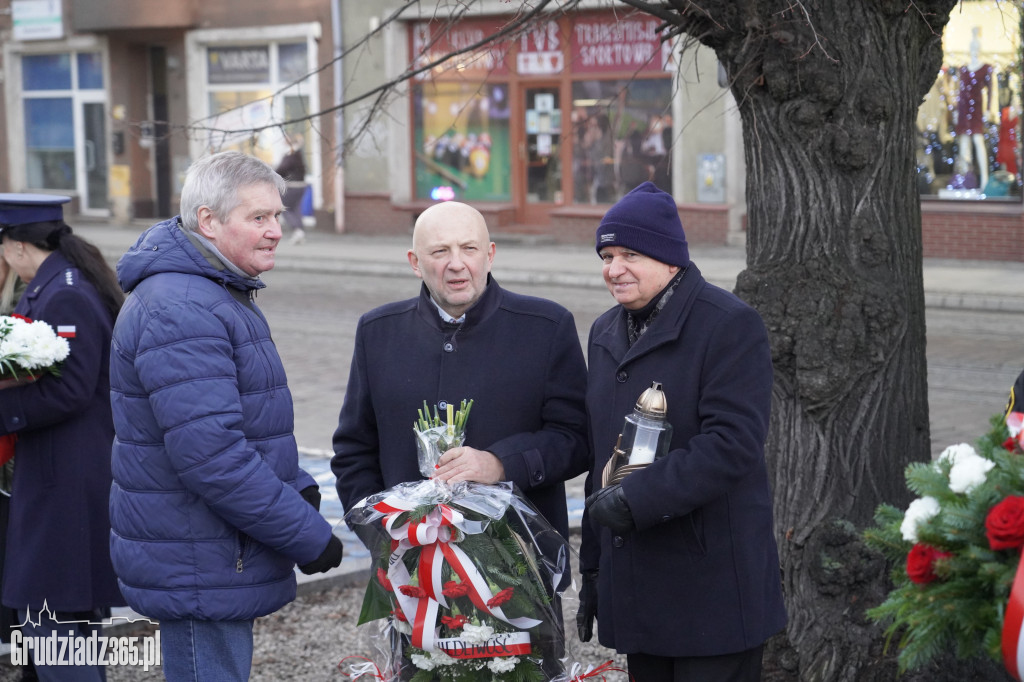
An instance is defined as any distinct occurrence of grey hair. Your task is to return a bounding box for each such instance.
[179,151,285,232]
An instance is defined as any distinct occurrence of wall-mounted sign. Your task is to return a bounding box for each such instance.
[411,19,511,80]
[207,46,270,85]
[12,0,64,41]
[516,20,564,75]
[571,14,673,74]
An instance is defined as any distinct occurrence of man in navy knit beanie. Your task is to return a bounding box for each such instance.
[595,182,689,267]
[578,181,786,681]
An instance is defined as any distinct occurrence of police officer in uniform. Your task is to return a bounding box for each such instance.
[0,195,126,681]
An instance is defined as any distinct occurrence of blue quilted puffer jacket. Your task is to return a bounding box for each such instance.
[108,217,332,621]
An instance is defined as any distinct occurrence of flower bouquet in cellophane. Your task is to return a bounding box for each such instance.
[343,400,587,682]
[0,313,69,384]
[0,314,70,469]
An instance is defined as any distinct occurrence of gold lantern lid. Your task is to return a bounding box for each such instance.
[635,381,667,419]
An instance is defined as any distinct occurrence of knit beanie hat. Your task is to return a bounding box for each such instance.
[595,182,689,267]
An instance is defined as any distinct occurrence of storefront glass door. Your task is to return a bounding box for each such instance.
[519,85,563,223]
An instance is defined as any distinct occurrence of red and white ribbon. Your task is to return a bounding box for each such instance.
[1002,549,1024,680]
[371,494,542,653]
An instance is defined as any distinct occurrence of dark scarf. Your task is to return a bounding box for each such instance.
[626,270,684,346]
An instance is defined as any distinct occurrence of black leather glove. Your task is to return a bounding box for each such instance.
[576,569,599,642]
[586,484,636,536]
[299,485,322,512]
[299,534,343,575]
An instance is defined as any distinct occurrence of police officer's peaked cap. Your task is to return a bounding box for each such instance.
[0,194,71,240]
[0,194,70,231]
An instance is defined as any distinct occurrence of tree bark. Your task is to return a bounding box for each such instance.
[619,1,959,679]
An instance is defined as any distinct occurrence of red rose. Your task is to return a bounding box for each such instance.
[1005,437,1018,453]
[441,615,468,629]
[399,584,427,599]
[391,609,407,622]
[906,543,952,584]
[442,581,469,598]
[376,568,393,592]
[986,496,1024,550]
[486,587,514,608]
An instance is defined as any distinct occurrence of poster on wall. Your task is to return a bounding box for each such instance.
[413,82,512,202]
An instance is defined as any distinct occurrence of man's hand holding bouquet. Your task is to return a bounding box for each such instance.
[343,400,585,682]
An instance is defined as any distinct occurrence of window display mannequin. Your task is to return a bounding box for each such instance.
[952,27,992,191]
[996,71,1019,177]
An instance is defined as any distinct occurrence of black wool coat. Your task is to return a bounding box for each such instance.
[581,263,786,657]
[332,278,590,540]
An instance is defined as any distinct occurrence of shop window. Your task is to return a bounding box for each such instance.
[413,82,512,202]
[20,50,107,202]
[203,42,314,168]
[24,98,75,190]
[571,78,673,204]
[22,53,71,90]
[278,43,308,83]
[917,1,1022,200]
[77,53,103,89]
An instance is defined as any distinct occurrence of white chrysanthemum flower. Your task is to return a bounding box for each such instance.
[410,654,436,671]
[461,623,494,643]
[900,496,940,542]
[487,656,519,674]
[948,454,995,494]
[431,650,457,667]
[936,442,978,468]
[0,317,69,372]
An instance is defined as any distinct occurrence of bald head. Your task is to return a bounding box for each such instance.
[408,202,495,318]
[412,201,490,251]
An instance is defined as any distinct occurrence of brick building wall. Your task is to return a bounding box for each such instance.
[347,192,1024,262]
[345,194,731,245]
[922,202,1024,261]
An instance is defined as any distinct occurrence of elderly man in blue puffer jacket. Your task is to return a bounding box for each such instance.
[108,151,343,681]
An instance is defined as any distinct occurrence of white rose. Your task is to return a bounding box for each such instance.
[900,496,940,542]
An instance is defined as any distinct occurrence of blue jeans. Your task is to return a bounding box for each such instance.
[160,619,254,682]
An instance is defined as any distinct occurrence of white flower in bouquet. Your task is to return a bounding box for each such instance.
[900,495,940,542]
[410,653,437,671]
[0,315,70,379]
[935,442,977,467]
[947,451,995,494]
[460,622,493,644]
[487,657,519,674]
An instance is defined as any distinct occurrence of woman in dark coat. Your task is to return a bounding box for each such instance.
[578,183,786,681]
[0,194,126,680]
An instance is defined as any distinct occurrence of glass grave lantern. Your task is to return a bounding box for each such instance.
[602,381,672,486]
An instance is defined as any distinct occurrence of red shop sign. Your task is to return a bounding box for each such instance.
[516,19,565,75]
[411,19,511,79]
[570,13,674,74]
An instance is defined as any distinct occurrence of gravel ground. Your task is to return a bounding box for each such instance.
[0,535,627,681]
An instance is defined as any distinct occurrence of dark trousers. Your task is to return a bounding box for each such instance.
[281,186,305,232]
[627,644,763,682]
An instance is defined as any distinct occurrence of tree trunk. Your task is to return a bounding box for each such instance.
[619,1,960,678]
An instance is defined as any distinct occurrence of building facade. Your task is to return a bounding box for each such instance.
[0,0,1021,259]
